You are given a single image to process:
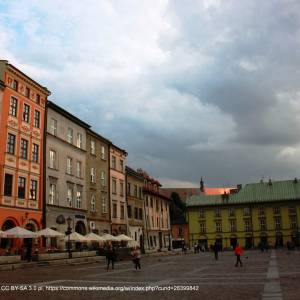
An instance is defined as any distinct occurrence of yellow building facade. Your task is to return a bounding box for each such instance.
[187,179,300,249]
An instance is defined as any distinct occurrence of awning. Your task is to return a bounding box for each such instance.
[2,226,37,238]
[36,228,65,238]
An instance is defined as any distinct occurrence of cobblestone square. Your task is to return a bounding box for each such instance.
[0,250,298,299]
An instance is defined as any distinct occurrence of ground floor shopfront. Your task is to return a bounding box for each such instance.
[0,207,42,253]
[46,206,88,250]
[111,223,127,236]
[144,230,172,251]
[189,229,300,250]
[87,218,111,235]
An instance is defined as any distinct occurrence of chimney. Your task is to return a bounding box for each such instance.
[237,184,242,191]
[294,177,298,183]
[268,179,272,186]
[200,177,204,192]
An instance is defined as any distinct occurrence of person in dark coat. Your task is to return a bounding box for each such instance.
[106,245,115,271]
[213,241,219,260]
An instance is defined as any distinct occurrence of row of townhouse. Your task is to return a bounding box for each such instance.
[0,60,171,252]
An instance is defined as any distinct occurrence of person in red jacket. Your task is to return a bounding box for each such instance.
[234,243,243,267]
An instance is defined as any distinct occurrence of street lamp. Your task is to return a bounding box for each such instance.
[65,217,72,259]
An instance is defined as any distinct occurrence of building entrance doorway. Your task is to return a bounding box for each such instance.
[1,220,16,249]
[230,238,237,249]
[275,233,283,248]
[245,237,253,249]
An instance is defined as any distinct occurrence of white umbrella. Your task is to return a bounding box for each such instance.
[36,228,64,238]
[2,226,37,238]
[128,240,140,248]
[116,234,133,242]
[85,232,105,242]
[101,234,119,241]
[64,232,87,242]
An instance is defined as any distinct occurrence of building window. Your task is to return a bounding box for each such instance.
[274,216,281,230]
[199,222,205,233]
[91,195,96,212]
[32,144,39,163]
[36,94,40,104]
[29,180,38,200]
[101,146,105,159]
[139,187,143,199]
[120,181,124,196]
[139,208,143,220]
[215,221,222,232]
[20,138,28,159]
[100,171,106,186]
[127,183,131,195]
[49,183,56,204]
[76,161,82,178]
[7,133,16,154]
[199,208,205,218]
[76,190,82,208]
[34,110,40,128]
[134,207,138,219]
[112,178,117,194]
[67,186,73,207]
[127,206,132,218]
[229,207,235,217]
[49,150,56,169]
[67,128,73,144]
[50,118,57,136]
[22,104,30,123]
[12,79,18,91]
[258,207,265,216]
[243,207,251,216]
[90,140,95,155]
[230,220,236,232]
[4,174,13,196]
[111,155,116,169]
[25,87,30,98]
[260,218,267,231]
[9,97,18,117]
[121,204,125,219]
[90,168,96,182]
[134,185,138,197]
[102,196,107,213]
[66,157,72,175]
[244,220,251,232]
[120,159,124,172]
[113,203,117,218]
[18,177,26,199]
[215,207,221,218]
[77,133,83,149]
[290,215,297,229]
[273,207,281,215]
[289,206,296,215]
[150,197,153,208]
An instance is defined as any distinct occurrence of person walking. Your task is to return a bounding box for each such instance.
[106,245,115,271]
[213,241,219,260]
[234,243,243,267]
[131,247,141,270]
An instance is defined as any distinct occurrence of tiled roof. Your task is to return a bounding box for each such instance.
[186,179,300,207]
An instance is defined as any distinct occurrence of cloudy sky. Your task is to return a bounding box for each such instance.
[1,0,300,188]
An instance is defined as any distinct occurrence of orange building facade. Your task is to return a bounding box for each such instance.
[0,60,50,251]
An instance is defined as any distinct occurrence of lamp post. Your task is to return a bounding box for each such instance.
[65,217,72,259]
